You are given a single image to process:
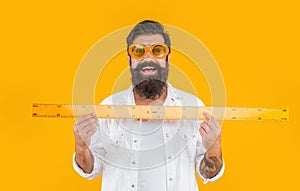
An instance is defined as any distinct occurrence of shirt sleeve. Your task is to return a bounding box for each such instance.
[72,149,103,180]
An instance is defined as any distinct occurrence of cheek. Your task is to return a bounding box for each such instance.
[130,59,139,69]
[158,60,167,68]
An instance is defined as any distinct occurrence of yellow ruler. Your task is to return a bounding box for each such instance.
[32,103,289,121]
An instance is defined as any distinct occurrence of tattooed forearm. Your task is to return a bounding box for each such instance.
[200,153,223,178]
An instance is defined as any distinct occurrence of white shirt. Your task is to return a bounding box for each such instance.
[73,83,225,191]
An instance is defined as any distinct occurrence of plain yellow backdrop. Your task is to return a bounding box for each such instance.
[1,0,299,191]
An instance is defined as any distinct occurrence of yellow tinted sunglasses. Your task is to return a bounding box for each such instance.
[128,44,170,59]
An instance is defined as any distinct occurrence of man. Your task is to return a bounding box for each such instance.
[73,20,224,191]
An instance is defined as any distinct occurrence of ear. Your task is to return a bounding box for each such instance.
[167,53,171,63]
[127,55,131,66]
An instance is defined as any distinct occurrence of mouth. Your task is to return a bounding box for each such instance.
[140,66,157,75]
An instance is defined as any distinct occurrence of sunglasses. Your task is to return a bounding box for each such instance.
[128,44,170,59]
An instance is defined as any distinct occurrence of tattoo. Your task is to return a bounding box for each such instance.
[200,153,223,178]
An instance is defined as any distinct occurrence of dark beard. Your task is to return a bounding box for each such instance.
[130,61,168,100]
[134,79,166,100]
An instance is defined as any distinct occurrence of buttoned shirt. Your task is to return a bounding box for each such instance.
[73,83,225,191]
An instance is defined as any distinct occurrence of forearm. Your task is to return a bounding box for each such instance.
[200,141,223,179]
[75,145,94,173]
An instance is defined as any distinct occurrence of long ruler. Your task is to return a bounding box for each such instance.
[32,104,289,121]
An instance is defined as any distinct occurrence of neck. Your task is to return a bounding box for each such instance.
[133,84,167,106]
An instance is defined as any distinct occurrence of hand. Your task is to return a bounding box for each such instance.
[73,112,98,149]
[199,112,222,150]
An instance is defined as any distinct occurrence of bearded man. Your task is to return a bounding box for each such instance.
[72,20,224,191]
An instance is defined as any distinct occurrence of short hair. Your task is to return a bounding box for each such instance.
[126,20,171,48]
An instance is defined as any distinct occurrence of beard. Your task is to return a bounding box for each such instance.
[130,61,169,100]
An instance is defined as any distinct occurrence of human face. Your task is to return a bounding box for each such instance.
[129,34,170,71]
[128,34,170,99]
[129,34,170,85]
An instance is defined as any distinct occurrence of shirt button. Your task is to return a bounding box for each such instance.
[169,177,173,181]
[131,184,135,188]
[168,156,172,160]
[133,139,137,143]
[165,133,169,138]
[132,161,136,165]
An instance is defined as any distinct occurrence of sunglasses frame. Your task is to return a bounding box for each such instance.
[128,43,170,59]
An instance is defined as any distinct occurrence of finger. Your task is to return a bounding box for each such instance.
[203,118,215,130]
[76,113,97,125]
[204,119,211,125]
[203,112,212,120]
[77,117,98,130]
[204,112,220,128]
[80,125,97,143]
[80,123,97,135]
[200,122,210,133]
[204,112,220,129]
[74,121,97,138]
[76,113,97,126]
[74,118,94,132]
[86,126,97,137]
[209,116,221,129]
[78,124,98,138]
[73,123,80,134]
[199,126,207,137]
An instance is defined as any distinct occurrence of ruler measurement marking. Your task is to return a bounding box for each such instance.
[31,104,289,121]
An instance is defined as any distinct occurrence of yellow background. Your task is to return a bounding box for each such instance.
[1,0,299,191]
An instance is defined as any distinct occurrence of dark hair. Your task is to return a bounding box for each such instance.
[126,20,171,48]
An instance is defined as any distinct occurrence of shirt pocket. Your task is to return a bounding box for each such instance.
[104,134,122,162]
[107,134,122,149]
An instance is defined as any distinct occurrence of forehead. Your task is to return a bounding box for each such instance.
[133,34,164,45]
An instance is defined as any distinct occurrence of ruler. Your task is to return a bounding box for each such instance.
[32,103,289,121]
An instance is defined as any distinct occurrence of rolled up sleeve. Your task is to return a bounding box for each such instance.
[194,125,225,184]
[72,118,107,180]
[72,148,103,180]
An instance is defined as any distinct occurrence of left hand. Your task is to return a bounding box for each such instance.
[199,112,222,150]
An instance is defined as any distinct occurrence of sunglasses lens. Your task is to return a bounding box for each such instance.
[131,45,145,58]
[152,45,168,58]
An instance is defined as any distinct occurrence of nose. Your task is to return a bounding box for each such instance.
[144,50,153,59]
[140,50,156,62]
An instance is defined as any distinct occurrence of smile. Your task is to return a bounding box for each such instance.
[141,66,157,75]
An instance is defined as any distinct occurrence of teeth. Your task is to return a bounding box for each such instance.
[142,66,155,71]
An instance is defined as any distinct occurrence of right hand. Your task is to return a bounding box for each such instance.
[73,112,98,149]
